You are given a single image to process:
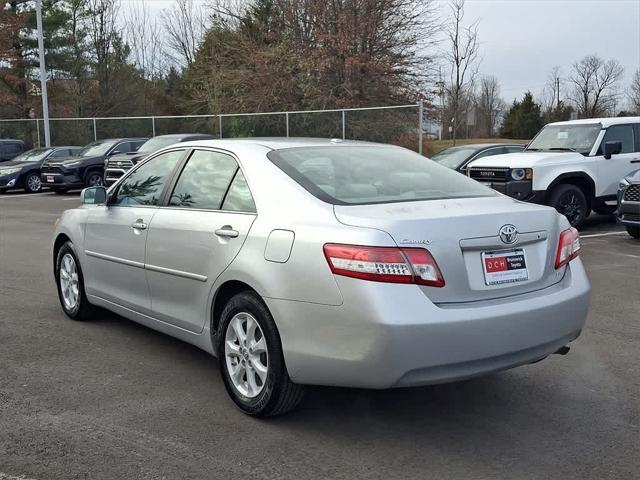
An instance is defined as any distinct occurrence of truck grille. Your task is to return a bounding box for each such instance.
[623,184,640,202]
[468,167,509,182]
[106,159,134,169]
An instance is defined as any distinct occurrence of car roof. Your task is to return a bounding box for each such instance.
[549,117,640,128]
[151,133,215,139]
[177,137,384,151]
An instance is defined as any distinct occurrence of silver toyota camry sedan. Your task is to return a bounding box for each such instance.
[52,138,590,416]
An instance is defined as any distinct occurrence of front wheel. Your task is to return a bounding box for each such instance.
[626,226,640,239]
[85,171,104,188]
[25,173,42,193]
[548,184,588,228]
[217,291,304,417]
[55,242,96,320]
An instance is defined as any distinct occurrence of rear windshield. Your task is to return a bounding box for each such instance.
[268,146,497,205]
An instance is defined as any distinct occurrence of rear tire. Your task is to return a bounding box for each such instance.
[25,173,42,193]
[626,226,640,239]
[217,291,304,417]
[548,184,588,228]
[55,241,97,321]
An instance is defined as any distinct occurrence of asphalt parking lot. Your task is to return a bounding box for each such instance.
[1,191,638,480]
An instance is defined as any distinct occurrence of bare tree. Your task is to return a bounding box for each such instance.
[444,0,480,145]
[124,0,167,80]
[629,69,640,114]
[568,54,624,118]
[542,66,563,112]
[476,76,504,137]
[162,0,209,68]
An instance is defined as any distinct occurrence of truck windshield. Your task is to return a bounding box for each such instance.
[526,124,601,155]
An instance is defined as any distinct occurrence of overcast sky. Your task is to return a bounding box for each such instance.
[139,0,640,108]
[459,0,640,105]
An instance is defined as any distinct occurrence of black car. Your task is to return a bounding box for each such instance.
[617,169,640,239]
[103,133,216,186]
[0,146,81,193]
[430,143,525,173]
[40,138,147,193]
[0,139,26,162]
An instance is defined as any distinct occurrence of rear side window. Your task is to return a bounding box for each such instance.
[51,149,70,158]
[113,150,184,206]
[221,170,256,212]
[599,125,635,154]
[268,146,497,205]
[169,150,238,209]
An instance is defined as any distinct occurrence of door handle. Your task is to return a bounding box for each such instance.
[215,226,239,238]
[131,220,147,230]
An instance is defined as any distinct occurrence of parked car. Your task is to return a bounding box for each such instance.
[104,133,215,186]
[52,139,590,416]
[431,143,525,174]
[617,169,640,238]
[40,137,147,193]
[0,139,26,162]
[466,117,640,227]
[0,146,81,193]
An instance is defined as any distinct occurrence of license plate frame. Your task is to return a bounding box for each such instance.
[46,176,54,183]
[481,249,528,286]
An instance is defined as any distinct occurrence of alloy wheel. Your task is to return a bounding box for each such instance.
[88,174,103,187]
[59,253,79,311]
[27,175,41,192]
[557,191,584,226]
[224,312,269,398]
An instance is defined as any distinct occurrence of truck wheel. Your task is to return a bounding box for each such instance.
[626,226,640,239]
[85,171,104,188]
[25,173,42,193]
[548,184,588,228]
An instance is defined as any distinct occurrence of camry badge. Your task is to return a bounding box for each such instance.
[499,224,518,244]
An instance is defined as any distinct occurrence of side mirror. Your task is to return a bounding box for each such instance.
[603,141,622,159]
[81,186,107,205]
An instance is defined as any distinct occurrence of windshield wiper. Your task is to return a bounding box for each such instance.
[548,147,577,152]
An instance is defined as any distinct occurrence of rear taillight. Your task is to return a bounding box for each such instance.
[323,244,445,287]
[555,227,581,269]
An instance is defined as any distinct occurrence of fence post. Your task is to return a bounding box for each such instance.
[418,100,424,155]
[92,118,97,141]
[36,120,41,148]
[342,110,346,140]
[219,116,223,138]
[151,117,156,137]
[286,112,290,137]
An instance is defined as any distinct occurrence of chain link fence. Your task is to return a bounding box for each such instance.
[0,104,425,153]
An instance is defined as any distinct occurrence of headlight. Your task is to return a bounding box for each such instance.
[619,178,630,190]
[0,167,21,175]
[510,168,533,181]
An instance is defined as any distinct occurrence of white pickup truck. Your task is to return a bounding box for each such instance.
[466,117,640,227]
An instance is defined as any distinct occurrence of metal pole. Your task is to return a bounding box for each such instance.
[35,120,40,148]
[92,118,97,140]
[418,100,424,155]
[342,110,346,140]
[219,116,223,138]
[151,117,156,137]
[285,112,289,137]
[35,0,50,147]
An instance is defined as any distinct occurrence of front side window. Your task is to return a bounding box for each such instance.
[169,150,238,209]
[598,125,635,154]
[113,150,184,206]
[269,146,497,205]
[526,124,602,154]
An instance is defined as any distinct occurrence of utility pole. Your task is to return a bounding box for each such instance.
[35,0,51,147]
[556,77,560,111]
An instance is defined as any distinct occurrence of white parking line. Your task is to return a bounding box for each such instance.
[0,192,51,199]
[581,231,627,238]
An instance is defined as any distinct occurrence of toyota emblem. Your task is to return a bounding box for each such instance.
[499,224,518,244]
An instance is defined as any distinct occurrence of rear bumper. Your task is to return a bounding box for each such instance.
[40,172,83,190]
[266,259,590,389]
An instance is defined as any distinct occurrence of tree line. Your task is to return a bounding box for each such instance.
[0,0,638,142]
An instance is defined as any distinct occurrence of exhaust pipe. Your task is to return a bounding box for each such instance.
[554,345,570,355]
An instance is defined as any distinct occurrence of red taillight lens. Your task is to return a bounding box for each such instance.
[323,244,445,287]
[555,227,581,269]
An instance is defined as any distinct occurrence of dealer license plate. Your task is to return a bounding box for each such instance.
[46,176,54,183]
[481,249,528,286]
